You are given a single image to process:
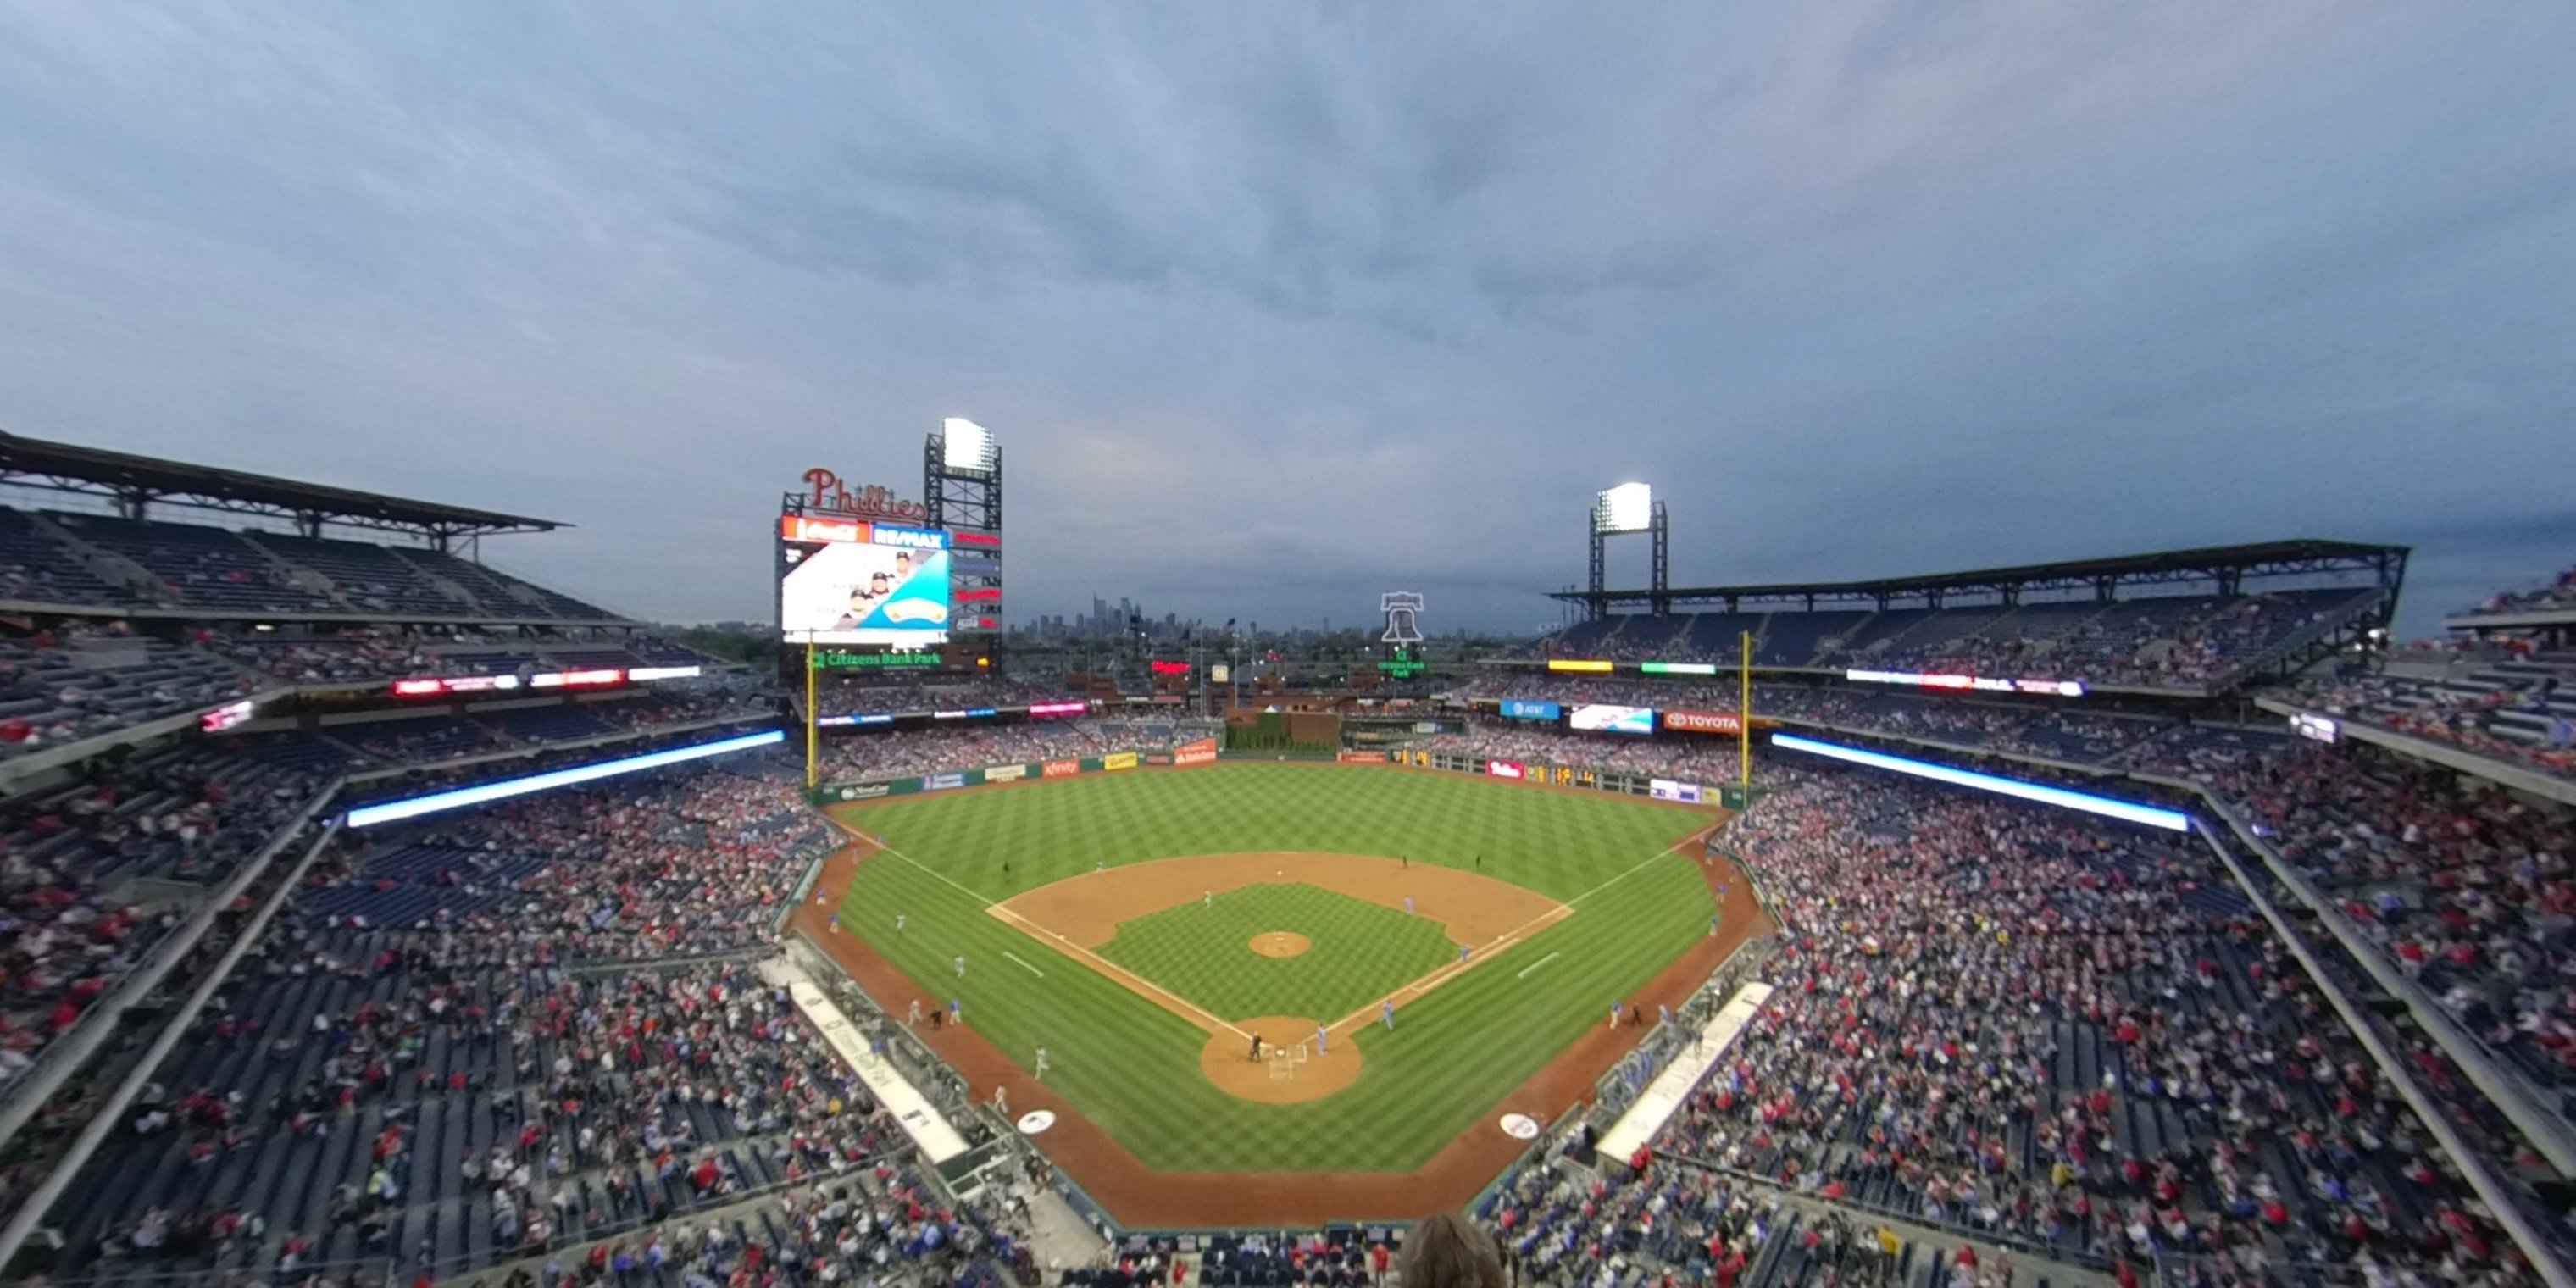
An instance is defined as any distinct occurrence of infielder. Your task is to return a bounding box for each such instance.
[954,955,965,978]
[1380,999,1396,1031]
[1035,1047,1050,1080]
[1316,1024,1328,1056]
[1204,890,1213,910]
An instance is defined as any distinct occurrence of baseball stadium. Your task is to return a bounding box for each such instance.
[0,419,2570,1288]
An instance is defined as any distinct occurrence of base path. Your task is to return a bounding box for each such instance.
[996,852,1564,952]
[791,824,1774,1227]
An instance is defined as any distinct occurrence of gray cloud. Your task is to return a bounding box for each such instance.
[0,1,2567,638]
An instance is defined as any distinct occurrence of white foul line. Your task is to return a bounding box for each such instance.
[1002,952,1046,978]
[847,833,1251,1041]
[1516,952,1563,980]
[1323,824,1718,1035]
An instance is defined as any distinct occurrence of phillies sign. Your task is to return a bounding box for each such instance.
[801,468,929,523]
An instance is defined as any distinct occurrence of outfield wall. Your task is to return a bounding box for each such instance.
[810,745,1739,808]
[812,747,1150,805]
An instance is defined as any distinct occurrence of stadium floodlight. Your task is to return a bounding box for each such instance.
[1593,482,1652,534]
[941,418,997,473]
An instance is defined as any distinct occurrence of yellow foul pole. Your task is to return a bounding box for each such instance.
[1738,630,1752,786]
[804,636,819,790]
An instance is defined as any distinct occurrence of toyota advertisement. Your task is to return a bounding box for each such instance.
[1663,710,1743,736]
[1569,704,1655,735]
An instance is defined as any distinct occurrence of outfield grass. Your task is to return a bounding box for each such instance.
[1096,883,1458,1023]
[831,763,1714,1173]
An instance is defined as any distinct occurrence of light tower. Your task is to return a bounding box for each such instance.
[925,417,1003,647]
[1589,483,1668,620]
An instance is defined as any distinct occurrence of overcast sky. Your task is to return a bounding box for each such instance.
[0,3,2568,636]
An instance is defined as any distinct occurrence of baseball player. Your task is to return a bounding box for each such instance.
[1380,1000,1395,1031]
[1035,1047,1050,1080]
[954,955,965,979]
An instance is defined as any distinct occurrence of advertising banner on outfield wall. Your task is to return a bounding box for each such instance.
[1485,759,1526,780]
[1175,738,1219,767]
[1042,759,1080,778]
[924,772,969,791]
[1663,710,1743,736]
[985,763,1029,783]
[1145,753,1174,765]
[1649,779,1704,803]
[1337,751,1387,764]
[1102,752,1140,772]
[837,783,892,801]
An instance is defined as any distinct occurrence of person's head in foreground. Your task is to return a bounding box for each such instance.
[1402,1213,1506,1288]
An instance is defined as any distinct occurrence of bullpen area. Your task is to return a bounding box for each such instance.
[792,760,1768,1226]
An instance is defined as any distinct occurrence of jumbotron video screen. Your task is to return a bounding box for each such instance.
[777,514,952,646]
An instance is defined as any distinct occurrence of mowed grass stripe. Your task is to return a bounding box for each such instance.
[830,766,1718,1172]
[843,763,1691,902]
[1098,885,1457,1022]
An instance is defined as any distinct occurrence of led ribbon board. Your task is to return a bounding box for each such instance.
[1770,732,2190,832]
[345,730,786,829]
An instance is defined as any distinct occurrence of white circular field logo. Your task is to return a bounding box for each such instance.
[1017,1110,1058,1135]
[1498,1113,1541,1140]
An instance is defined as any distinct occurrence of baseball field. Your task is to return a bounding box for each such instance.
[796,759,1763,1224]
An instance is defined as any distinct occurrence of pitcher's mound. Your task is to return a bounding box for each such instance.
[1202,1015,1362,1104]
[1249,931,1311,958]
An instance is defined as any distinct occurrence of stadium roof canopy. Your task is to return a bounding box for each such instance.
[1553,539,2409,612]
[0,428,564,541]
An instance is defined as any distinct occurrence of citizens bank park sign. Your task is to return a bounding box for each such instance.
[800,468,929,524]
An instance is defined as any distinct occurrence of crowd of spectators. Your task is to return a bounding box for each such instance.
[824,723,1100,782]
[2176,739,2576,1096]
[1,745,328,1099]
[2462,567,2576,618]
[1509,589,2376,690]
[370,767,834,963]
[1424,723,1740,783]
[0,625,258,756]
[812,674,1078,719]
[2290,659,2576,782]
[30,751,1031,1285]
[1477,1153,1967,1288]
[1657,766,2530,1284]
